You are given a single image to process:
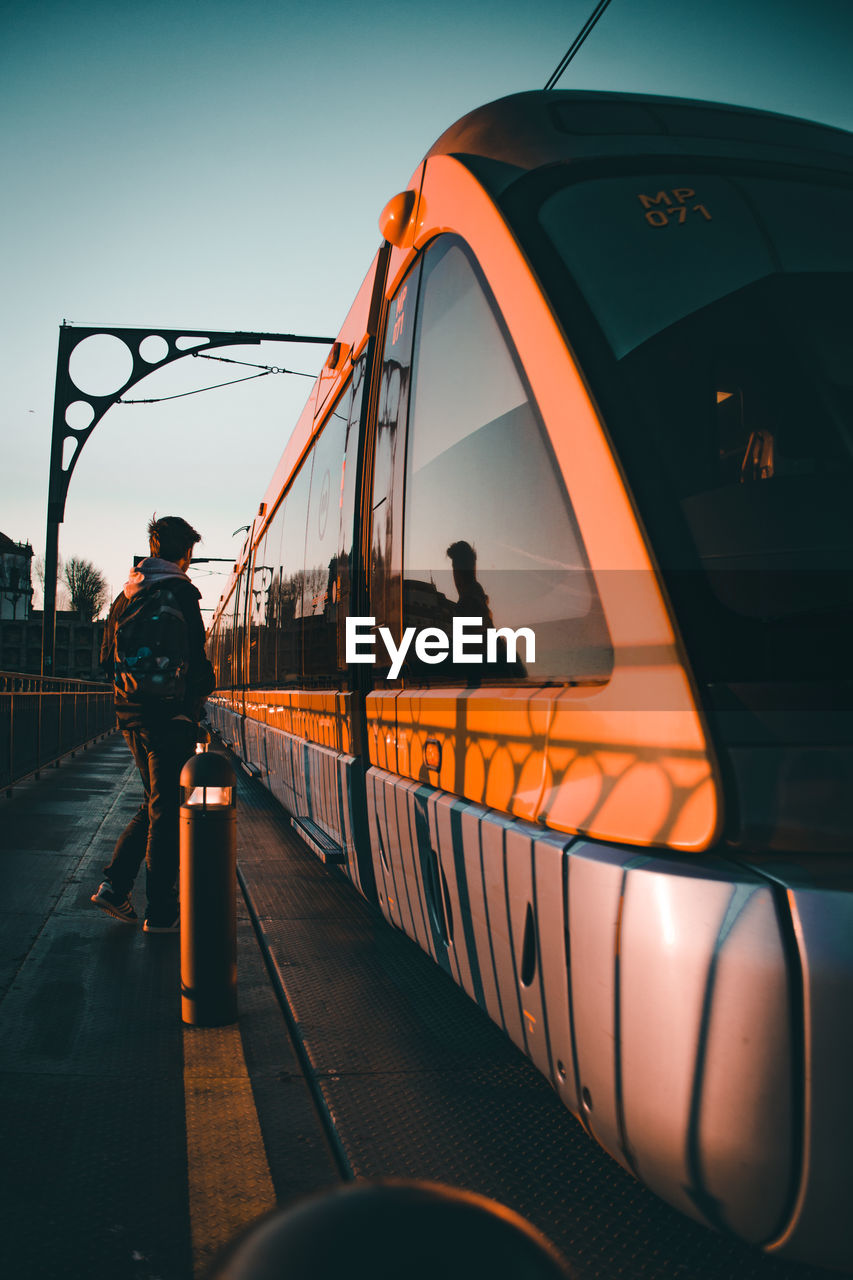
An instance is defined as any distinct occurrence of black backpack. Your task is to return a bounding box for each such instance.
[113,586,189,702]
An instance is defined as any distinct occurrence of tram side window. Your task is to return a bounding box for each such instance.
[248,521,278,688]
[231,568,248,690]
[209,611,222,689]
[303,380,353,685]
[276,458,313,685]
[247,534,264,688]
[212,612,225,691]
[249,497,287,688]
[215,593,235,690]
[336,359,366,668]
[402,236,612,684]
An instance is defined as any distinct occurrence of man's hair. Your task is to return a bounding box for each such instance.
[148,514,201,564]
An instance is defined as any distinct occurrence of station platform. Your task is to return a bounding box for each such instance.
[0,734,847,1280]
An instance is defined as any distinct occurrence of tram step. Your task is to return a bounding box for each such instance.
[290,816,346,864]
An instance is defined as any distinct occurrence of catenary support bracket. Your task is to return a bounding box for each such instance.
[42,324,334,674]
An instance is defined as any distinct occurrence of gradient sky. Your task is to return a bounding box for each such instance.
[2,0,852,621]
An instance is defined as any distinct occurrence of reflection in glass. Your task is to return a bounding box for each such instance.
[403,238,611,685]
[371,262,422,649]
[303,384,351,681]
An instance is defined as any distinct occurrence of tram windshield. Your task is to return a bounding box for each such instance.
[535,169,853,680]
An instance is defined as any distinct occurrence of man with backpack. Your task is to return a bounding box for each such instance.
[91,515,216,932]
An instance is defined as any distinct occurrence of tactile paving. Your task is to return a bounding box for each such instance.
[183,1021,277,1274]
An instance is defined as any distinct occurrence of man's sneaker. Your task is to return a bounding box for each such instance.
[143,910,179,934]
[90,882,137,923]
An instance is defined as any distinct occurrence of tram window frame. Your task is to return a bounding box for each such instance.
[213,608,226,691]
[336,356,368,677]
[247,536,264,689]
[367,257,424,681]
[208,609,221,689]
[303,372,360,688]
[231,567,249,691]
[248,520,277,688]
[267,461,311,688]
[215,589,235,691]
[243,374,361,693]
[256,493,289,690]
[398,232,613,688]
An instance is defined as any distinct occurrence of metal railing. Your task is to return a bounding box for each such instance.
[0,671,116,794]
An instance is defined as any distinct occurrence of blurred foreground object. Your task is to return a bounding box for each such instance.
[210,1180,574,1279]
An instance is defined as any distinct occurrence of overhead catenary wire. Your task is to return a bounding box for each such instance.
[190,351,318,378]
[117,351,319,405]
[544,0,614,90]
[119,371,272,404]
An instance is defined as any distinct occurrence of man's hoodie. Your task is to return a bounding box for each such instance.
[101,557,216,731]
[123,556,194,600]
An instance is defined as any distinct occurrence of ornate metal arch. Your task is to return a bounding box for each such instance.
[42,324,334,674]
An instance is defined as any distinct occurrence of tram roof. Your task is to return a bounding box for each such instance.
[426,90,853,194]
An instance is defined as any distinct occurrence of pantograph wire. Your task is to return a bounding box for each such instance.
[544,0,614,90]
[118,371,272,404]
[117,351,318,405]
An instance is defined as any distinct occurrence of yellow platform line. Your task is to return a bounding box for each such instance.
[183,1023,277,1277]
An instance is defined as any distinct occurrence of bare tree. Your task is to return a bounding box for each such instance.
[33,553,68,610]
[63,557,108,621]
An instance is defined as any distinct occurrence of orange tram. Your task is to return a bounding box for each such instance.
[206,91,853,1269]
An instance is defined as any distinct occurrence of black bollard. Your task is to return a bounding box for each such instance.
[209,1180,575,1280]
[179,751,238,1026]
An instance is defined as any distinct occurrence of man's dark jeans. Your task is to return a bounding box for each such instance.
[103,720,196,914]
